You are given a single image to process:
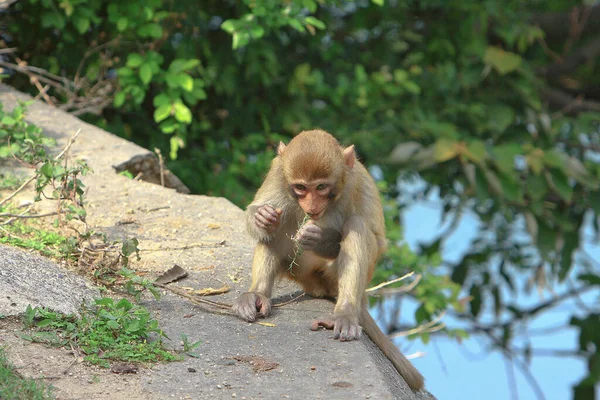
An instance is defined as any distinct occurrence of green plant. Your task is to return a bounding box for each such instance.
[23,298,179,368]
[0,346,55,400]
[0,220,78,259]
[0,101,54,163]
[118,266,161,301]
[180,333,202,358]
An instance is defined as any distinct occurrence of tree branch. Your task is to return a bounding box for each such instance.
[544,34,600,79]
[542,87,600,115]
[532,5,600,41]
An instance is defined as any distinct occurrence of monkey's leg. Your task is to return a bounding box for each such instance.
[233,242,280,322]
[311,216,377,341]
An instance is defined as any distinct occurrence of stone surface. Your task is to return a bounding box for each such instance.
[0,244,99,316]
[0,83,435,399]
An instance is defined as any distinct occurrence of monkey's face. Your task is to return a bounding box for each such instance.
[290,181,334,220]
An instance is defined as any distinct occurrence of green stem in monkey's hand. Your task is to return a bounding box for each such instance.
[288,214,310,275]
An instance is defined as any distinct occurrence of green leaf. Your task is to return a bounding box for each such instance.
[469,284,482,318]
[288,18,305,32]
[127,54,144,68]
[451,264,469,285]
[526,174,548,200]
[536,219,557,257]
[393,69,408,83]
[549,172,573,202]
[169,59,201,73]
[122,238,139,257]
[401,80,421,95]
[173,102,192,123]
[487,104,515,133]
[107,320,120,329]
[589,191,600,214]
[221,19,236,34]
[526,152,544,175]
[117,17,128,32]
[559,232,578,281]
[497,173,523,202]
[304,16,326,30]
[153,93,171,107]
[433,139,457,162]
[72,16,90,34]
[578,274,600,285]
[542,150,565,169]
[484,46,522,75]
[36,318,53,328]
[40,162,53,178]
[492,144,521,174]
[466,140,486,164]
[113,91,126,107]
[249,25,265,39]
[176,74,194,92]
[95,298,114,307]
[170,136,183,160]
[372,0,384,5]
[232,32,250,49]
[1,116,16,125]
[154,104,172,123]
[159,119,178,134]
[492,286,501,318]
[139,64,153,84]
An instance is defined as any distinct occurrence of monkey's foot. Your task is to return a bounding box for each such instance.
[310,314,362,341]
[232,292,271,322]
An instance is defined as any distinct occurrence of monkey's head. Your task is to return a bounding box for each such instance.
[278,130,355,220]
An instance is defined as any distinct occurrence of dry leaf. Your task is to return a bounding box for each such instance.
[257,322,276,327]
[154,264,188,285]
[192,285,230,296]
[207,223,221,229]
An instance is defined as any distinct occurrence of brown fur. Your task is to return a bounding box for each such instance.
[233,129,424,391]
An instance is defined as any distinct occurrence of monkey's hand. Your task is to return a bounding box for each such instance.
[254,205,283,233]
[295,221,342,259]
[310,312,362,341]
[233,292,272,322]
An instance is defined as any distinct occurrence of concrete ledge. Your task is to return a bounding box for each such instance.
[0,84,434,399]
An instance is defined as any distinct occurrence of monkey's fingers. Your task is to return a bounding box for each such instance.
[259,205,280,220]
[310,318,335,331]
[337,322,362,342]
[233,292,271,322]
[255,214,272,229]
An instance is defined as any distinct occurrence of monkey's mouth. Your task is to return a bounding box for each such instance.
[307,210,326,220]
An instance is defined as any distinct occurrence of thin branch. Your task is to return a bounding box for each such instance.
[369,274,422,296]
[0,211,58,219]
[389,311,446,339]
[542,87,600,115]
[366,271,415,293]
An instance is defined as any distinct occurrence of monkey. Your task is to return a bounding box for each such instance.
[232,129,424,391]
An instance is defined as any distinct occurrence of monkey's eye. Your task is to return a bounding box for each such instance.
[316,184,329,191]
[293,184,306,192]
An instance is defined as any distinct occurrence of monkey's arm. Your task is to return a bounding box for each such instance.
[245,204,283,242]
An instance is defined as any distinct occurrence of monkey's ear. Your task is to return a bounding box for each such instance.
[277,141,287,156]
[343,145,356,168]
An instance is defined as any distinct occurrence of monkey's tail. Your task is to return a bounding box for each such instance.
[359,304,425,391]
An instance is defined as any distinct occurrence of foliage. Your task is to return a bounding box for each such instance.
[0,220,78,259]
[0,101,54,163]
[4,0,600,397]
[22,299,178,367]
[0,346,55,400]
[0,102,89,223]
[179,333,202,358]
